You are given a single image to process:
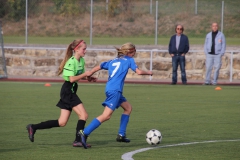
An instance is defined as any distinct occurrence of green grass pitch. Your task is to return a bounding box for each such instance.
[0,82,239,160]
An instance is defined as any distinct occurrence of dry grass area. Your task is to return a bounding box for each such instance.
[2,0,240,38]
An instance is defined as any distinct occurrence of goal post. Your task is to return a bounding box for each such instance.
[0,20,7,78]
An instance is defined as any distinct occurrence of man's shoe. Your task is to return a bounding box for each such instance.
[182,83,187,85]
[116,134,130,143]
[26,124,35,142]
[171,82,176,85]
[78,130,88,149]
[72,141,91,148]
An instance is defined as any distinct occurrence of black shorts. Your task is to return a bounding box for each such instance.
[56,81,82,111]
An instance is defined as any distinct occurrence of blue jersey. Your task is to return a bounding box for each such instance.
[100,56,138,93]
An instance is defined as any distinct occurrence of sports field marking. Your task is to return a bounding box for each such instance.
[121,139,240,160]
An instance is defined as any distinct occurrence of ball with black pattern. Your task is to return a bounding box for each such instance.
[146,129,162,145]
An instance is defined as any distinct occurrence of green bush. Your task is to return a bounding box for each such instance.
[53,0,88,16]
[5,0,39,21]
[0,0,8,18]
[7,0,26,21]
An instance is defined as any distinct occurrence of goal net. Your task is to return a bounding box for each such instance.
[0,20,7,78]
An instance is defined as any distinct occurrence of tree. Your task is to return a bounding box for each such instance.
[53,0,89,16]
[0,0,8,18]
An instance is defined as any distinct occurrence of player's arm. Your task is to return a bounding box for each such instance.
[89,65,102,76]
[85,61,109,81]
[78,76,97,82]
[69,71,91,83]
[130,59,153,76]
[83,65,102,82]
[135,68,153,76]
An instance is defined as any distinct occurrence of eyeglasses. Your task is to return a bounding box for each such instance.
[177,28,183,31]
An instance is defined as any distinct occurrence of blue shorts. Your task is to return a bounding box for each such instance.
[102,91,127,111]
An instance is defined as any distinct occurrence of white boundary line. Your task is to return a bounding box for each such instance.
[121,139,240,160]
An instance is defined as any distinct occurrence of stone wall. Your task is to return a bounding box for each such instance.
[3,47,240,80]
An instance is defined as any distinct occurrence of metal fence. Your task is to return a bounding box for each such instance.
[0,0,239,45]
[0,21,7,78]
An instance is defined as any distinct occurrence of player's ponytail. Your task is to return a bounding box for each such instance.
[115,47,125,58]
[115,42,136,58]
[58,39,85,75]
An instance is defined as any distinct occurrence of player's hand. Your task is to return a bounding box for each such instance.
[85,71,92,77]
[87,76,97,82]
[170,54,174,57]
[181,53,185,56]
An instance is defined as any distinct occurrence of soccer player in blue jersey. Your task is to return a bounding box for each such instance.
[79,42,153,149]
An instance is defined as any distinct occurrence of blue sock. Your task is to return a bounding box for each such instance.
[118,114,130,136]
[83,118,101,136]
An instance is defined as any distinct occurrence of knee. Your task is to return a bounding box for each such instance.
[172,65,177,72]
[127,105,132,113]
[100,114,111,122]
[58,120,67,127]
[104,114,111,121]
[123,104,132,114]
[214,64,222,70]
[172,67,177,72]
[79,112,88,121]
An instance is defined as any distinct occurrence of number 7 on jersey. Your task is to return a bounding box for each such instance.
[110,62,121,77]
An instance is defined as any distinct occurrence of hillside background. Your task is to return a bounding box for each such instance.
[0,0,240,42]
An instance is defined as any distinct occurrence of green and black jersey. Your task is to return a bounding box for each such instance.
[63,56,85,81]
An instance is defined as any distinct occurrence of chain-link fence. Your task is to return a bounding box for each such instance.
[0,0,239,44]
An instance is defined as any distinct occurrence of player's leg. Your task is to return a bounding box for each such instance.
[212,54,222,85]
[83,106,113,136]
[83,91,119,135]
[118,96,131,137]
[80,91,120,149]
[72,103,91,147]
[117,99,132,143]
[26,109,71,142]
[79,106,114,149]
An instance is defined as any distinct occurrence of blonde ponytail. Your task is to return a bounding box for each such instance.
[115,42,136,58]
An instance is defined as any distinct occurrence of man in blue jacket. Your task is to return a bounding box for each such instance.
[168,24,189,85]
[204,23,226,85]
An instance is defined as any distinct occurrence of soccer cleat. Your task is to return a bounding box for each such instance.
[116,134,131,143]
[26,124,36,142]
[78,130,88,149]
[72,141,92,148]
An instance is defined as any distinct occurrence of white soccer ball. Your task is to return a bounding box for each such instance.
[146,129,162,145]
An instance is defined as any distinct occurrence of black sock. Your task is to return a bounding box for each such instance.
[75,120,86,142]
[32,120,59,130]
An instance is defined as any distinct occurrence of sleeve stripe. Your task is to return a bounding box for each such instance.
[63,68,74,72]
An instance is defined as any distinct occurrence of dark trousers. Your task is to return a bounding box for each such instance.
[172,55,187,84]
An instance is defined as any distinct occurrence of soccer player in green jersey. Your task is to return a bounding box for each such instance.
[26,39,95,147]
